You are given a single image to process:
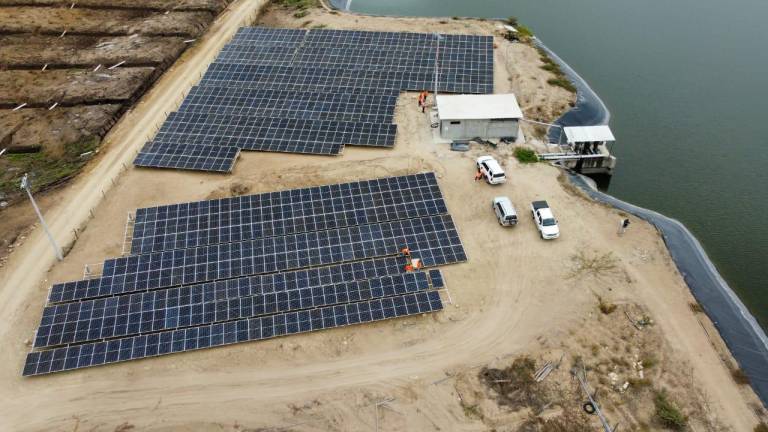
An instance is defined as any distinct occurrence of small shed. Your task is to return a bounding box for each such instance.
[563,125,615,152]
[436,94,523,141]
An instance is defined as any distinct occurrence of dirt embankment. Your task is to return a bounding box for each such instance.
[0,34,187,67]
[0,7,213,36]
[0,68,155,105]
[0,0,231,255]
[0,0,227,12]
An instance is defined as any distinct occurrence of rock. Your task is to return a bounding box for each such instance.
[0,201,7,208]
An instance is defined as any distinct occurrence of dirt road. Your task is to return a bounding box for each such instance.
[0,5,762,432]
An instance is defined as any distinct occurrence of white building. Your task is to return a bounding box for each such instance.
[436,94,523,141]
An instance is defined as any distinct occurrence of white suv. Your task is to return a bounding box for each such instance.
[492,197,518,226]
[476,156,506,184]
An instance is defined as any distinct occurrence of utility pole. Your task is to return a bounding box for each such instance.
[20,174,63,261]
[433,33,443,104]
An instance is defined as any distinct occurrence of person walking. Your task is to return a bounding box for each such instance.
[474,169,483,182]
[419,90,429,113]
[618,218,630,236]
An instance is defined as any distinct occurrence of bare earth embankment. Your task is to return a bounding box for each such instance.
[0,0,234,260]
[0,3,764,431]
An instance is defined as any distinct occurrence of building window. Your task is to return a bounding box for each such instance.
[490,118,511,122]
[450,121,461,125]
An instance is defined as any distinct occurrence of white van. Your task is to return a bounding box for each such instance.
[492,196,518,226]
[476,155,506,184]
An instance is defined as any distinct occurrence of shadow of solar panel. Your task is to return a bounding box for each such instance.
[130,173,446,254]
[24,291,443,376]
[134,143,239,173]
[49,214,466,303]
[34,271,435,348]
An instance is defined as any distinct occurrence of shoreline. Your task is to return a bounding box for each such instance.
[328,0,768,408]
[568,171,768,406]
[537,26,768,406]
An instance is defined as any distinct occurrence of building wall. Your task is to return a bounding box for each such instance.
[440,119,518,140]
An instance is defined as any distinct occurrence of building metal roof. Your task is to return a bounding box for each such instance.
[437,94,523,121]
[563,125,615,143]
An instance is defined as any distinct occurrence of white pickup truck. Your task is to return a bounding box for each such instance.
[531,200,560,239]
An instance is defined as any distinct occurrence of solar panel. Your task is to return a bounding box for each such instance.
[133,143,239,173]
[178,85,398,124]
[230,27,307,45]
[428,269,445,289]
[49,214,466,303]
[134,27,493,173]
[157,113,397,149]
[202,62,492,94]
[130,173,446,254]
[149,131,343,156]
[34,271,434,348]
[23,291,443,376]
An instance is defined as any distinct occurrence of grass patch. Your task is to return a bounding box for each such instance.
[461,403,482,419]
[598,296,617,315]
[514,147,538,163]
[517,24,534,40]
[480,356,546,411]
[730,366,750,385]
[536,47,577,93]
[273,0,317,10]
[311,23,328,29]
[293,9,309,18]
[0,136,99,199]
[519,409,593,432]
[755,422,768,432]
[653,390,687,430]
[547,78,577,93]
[640,354,657,369]
[628,377,653,388]
[689,302,704,313]
[568,251,619,280]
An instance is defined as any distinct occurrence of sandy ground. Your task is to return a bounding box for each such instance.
[0,3,764,431]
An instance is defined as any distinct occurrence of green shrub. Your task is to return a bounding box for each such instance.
[547,78,577,93]
[293,10,309,18]
[273,0,317,10]
[653,390,687,430]
[754,422,768,432]
[598,296,617,314]
[730,367,750,385]
[514,147,538,163]
[505,16,519,26]
[517,24,534,40]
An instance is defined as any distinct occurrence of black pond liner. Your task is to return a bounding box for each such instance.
[569,172,768,407]
[533,37,611,143]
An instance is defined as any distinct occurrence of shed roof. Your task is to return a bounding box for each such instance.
[437,94,523,121]
[563,125,615,143]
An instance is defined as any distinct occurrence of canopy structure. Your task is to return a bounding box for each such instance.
[436,94,523,121]
[563,125,615,143]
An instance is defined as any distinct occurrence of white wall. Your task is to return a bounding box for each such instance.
[440,119,519,140]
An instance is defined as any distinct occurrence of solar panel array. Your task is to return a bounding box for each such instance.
[133,27,493,172]
[23,173,464,376]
